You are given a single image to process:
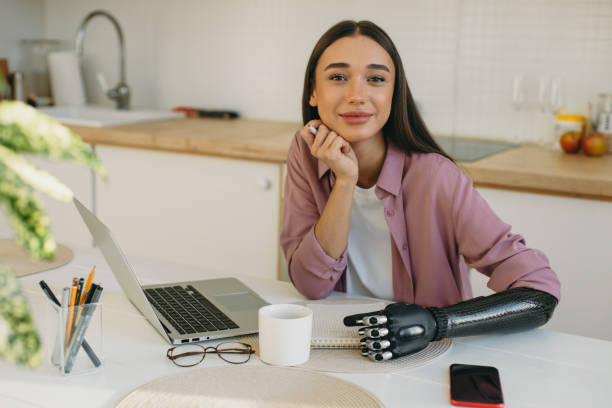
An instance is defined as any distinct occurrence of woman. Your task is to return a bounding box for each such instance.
[280,20,560,361]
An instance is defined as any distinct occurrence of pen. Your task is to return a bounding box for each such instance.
[64,284,103,373]
[60,287,70,357]
[65,280,78,349]
[83,282,99,304]
[60,287,70,310]
[70,278,84,339]
[75,278,84,310]
[38,281,101,367]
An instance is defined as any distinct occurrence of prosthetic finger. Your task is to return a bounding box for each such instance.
[360,337,391,351]
[361,315,388,326]
[358,326,389,338]
[343,310,385,326]
[364,350,394,362]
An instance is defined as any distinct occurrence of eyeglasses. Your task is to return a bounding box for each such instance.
[166,341,254,367]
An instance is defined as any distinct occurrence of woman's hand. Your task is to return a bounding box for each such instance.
[300,120,358,186]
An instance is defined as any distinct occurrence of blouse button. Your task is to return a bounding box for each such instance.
[385,209,395,217]
[402,243,408,250]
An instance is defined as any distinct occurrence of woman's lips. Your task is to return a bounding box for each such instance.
[340,112,373,124]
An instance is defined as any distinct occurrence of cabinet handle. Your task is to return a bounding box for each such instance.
[258,177,273,191]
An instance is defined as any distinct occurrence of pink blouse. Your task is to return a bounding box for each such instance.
[280,133,561,306]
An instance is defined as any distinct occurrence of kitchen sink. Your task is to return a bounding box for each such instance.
[38,105,184,128]
[434,136,517,162]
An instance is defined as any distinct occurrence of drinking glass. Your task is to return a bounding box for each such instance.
[511,74,526,111]
[549,76,565,114]
[511,74,526,143]
[538,75,551,112]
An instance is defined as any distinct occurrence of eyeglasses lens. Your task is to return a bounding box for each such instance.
[171,344,205,367]
[216,342,252,364]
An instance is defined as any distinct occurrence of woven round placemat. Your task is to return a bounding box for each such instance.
[0,238,73,277]
[114,365,384,408]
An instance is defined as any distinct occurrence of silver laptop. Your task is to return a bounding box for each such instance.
[74,198,269,345]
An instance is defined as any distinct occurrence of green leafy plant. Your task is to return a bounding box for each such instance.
[0,99,106,368]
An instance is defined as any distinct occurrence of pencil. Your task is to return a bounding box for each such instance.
[80,266,96,305]
[65,280,78,350]
[76,266,96,324]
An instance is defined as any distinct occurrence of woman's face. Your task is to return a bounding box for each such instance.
[310,35,395,143]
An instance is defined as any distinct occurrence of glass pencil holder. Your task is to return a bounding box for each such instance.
[48,301,104,375]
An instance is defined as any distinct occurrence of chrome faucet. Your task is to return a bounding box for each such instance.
[75,10,130,110]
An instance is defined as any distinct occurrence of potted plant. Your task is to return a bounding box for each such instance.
[0,81,106,368]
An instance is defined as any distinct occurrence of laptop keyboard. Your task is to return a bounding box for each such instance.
[144,285,239,335]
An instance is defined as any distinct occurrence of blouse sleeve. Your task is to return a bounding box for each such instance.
[279,134,348,300]
[445,161,561,301]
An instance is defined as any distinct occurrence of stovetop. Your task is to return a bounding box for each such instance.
[434,136,517,162]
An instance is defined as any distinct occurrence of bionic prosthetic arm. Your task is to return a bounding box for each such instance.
[344,287,558,361]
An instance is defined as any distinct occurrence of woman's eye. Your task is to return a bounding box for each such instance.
[329,74,346,81]
[369,76,385,83]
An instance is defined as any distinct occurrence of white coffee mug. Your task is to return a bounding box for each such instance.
[258,304,312,366]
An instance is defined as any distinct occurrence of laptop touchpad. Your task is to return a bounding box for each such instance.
[214,292,260,311]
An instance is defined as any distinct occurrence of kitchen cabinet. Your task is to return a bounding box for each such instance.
[95,145,283,280]
[473,187,612,341]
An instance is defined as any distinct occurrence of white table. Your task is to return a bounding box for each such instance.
[1,246,610,407]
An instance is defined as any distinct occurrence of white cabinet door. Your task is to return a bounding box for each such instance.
[96,146,281,280]
[474,187,612,341]
[0,154,94,247]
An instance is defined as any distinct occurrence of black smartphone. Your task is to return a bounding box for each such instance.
[449,363,504,408]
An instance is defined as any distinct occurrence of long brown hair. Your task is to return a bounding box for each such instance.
[302,20,452,161]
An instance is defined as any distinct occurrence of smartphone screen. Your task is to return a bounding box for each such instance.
[450,364,504,408]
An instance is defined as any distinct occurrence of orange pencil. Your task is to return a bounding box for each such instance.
[65,279,78,349]
[75,266,96,324]
[80,266,96,305]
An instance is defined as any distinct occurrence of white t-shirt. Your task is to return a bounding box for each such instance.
[345,185,394,300]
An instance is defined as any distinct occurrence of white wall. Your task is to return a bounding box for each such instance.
[0,0,45,71]
[40,0,612,142]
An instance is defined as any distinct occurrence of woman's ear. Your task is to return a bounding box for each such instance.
[309,89,317,107]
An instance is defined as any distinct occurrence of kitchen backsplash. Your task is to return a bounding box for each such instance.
[5,0,612,142]
[0,0,44,72]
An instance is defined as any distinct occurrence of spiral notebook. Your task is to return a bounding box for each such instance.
[308,302,387,349]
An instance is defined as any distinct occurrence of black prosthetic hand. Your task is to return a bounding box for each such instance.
[344,302,437,361]
[344,287,558,361]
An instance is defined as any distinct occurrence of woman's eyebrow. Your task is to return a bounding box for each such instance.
[367,63,390,72]
[323,62,390,72]
[324,62,349,70]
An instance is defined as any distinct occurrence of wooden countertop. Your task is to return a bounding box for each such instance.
[69,118,298,163]
[67,118,612,201]
[458,146,612,201]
